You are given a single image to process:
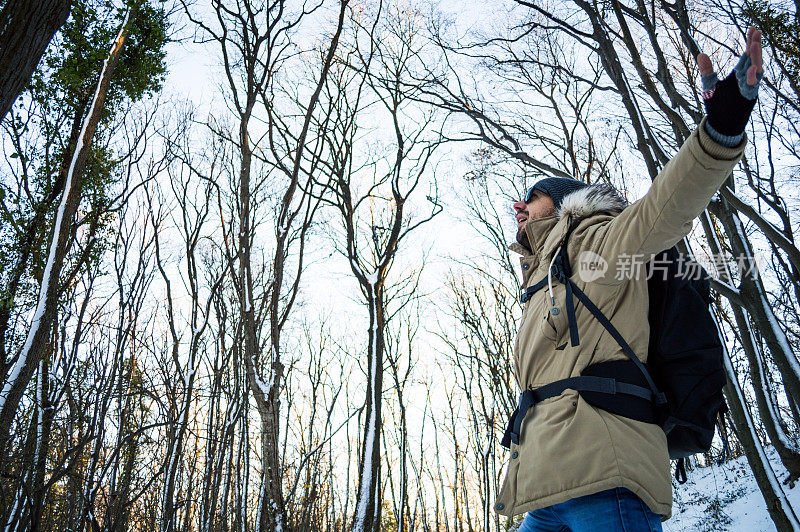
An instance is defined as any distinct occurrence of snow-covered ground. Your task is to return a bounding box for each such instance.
[667,448,799,532]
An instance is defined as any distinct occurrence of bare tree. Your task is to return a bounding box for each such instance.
[307,4,444,529]
[146,108,236,532]
[181,0,350,528]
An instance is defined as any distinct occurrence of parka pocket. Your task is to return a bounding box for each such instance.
[539,309,559,341]
[538,288,568,343]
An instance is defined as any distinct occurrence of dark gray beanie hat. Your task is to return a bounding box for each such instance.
[529,177,589,209]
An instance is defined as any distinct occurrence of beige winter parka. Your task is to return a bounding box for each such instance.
[495,119,747,521]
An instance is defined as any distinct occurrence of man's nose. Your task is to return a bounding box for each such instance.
[513,200,526,212]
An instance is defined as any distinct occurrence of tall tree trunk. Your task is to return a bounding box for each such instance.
[4,358,52,530]
[353,286,385,532]
[0,7,133,468]
[27,358,53,530]
[709,193,800,414]
[723,347,800,531]
[0,0,71,121]
[398,396,408,532]
[238,97,288,530]
[0,95,88,369]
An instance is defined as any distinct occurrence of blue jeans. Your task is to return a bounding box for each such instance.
[518,488,663,532]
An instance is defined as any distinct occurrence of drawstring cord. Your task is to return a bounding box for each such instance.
[547,246,561,312]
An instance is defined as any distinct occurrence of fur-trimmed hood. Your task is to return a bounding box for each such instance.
[509,182,629,258]
[556,183,628,221]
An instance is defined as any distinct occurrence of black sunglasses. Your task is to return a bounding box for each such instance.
[524,186,538,203]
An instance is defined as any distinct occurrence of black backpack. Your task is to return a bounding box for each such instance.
[501,230,729,484]
[646,247,728,458]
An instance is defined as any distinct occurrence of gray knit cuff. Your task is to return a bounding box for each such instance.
[733,52,764,101]
[701,53,764,101]
[704,121,745,148]
[701,72,719,94]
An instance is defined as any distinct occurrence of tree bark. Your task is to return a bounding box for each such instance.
[353,286,385,532]
[0,94,88,370]
[699,212,800,481]
[0,0,71,121]
[708,194,800,414]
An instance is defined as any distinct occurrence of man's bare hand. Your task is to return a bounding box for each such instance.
[744,26,764,86]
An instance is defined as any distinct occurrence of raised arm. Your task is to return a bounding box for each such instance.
[591,28,764,271]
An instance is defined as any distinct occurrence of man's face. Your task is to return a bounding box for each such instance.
[514,188,556,235]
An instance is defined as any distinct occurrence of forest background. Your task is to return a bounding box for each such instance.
[0,0,799,530]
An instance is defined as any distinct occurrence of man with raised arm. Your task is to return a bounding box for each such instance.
[494,28,764,531]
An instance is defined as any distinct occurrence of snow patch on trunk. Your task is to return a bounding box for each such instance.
[0,10,131,414]
[353,288,379,531]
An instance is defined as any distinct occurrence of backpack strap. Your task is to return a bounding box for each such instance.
[520,221,581,345]
[517,223,666,406]
[567,280,666,406]
[501,389,536,448]
[534,376,653,402]
[500,376,655,448]
[520,277,547,303]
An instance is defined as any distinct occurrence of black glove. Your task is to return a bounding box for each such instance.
[701,53,764,140]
